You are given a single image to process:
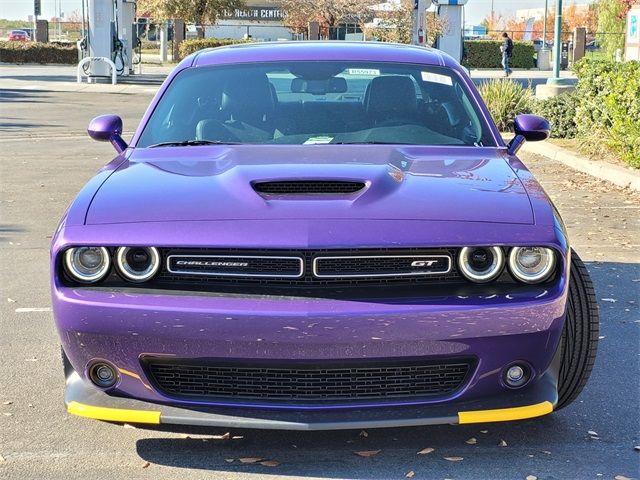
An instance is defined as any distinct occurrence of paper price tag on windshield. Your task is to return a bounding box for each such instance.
[348,68,380,76]
[421,71,453,86]
[304,136,334,145]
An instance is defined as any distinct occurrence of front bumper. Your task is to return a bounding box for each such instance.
[65,370,555,430]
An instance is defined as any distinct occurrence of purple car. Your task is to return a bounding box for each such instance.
[52,42,599,431]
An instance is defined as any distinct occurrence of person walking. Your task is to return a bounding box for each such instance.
[500,32,513,77]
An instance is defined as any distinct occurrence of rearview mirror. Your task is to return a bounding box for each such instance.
[507,114,550,155]
[87,114,128,154]
[291,77,348,95]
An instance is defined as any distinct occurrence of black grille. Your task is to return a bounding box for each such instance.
[144,358,473,404]
[253,181,365,195]
[156,248,461,288]
[314,255,450,278]
[167,255,303,278]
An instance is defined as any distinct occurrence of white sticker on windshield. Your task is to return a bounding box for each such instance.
[304,136,334,145]
[348,68,380,76]
[421,71,453,86]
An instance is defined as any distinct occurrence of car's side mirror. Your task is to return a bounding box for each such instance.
[507,114,550,155]
[87,114,128,154]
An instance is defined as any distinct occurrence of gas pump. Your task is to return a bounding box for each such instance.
[431,0,469,62]
[78,0,137,79]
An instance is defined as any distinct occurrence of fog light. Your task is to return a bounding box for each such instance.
[88,362,118,388]
[503,363,530,388]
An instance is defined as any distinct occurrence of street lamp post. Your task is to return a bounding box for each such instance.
[551,0,563,79]
[543,0,548,45]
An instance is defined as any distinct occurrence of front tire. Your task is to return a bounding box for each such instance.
[556,249,599,410]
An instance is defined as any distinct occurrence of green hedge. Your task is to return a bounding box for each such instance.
[572,59,640,168]
[533,92,579,139]
[462,40,535,69]
[178,38,251,60]
[0,41,77,64]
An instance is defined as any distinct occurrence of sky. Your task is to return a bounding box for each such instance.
[1,0,593,25]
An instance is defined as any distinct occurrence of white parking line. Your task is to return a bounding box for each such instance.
[15,307,52,313]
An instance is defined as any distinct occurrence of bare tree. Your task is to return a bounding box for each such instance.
[138,0,245,38]
[364,0,449,45]
[281,0,376,37]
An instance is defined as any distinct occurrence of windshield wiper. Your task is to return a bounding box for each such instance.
[147,140,241,148]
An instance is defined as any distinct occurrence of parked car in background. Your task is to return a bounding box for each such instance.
[52,41,599,432]
[8,30,30,41]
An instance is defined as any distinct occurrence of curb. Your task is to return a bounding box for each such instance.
[521,140,640,191]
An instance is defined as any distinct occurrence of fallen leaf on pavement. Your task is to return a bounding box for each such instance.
[141,462,150,469]
[239,457,264,464]
[123,423,136,429]
[354,450,381,457]
[0,454,5,464]
[260,460,280,467]
[634,446,640,452]
[225,458,234,463]
[601,298,616,303]
[465,437,477,445]
[444,456,464,462]
[498,440,508,447]
[541,450,551,455]
[614,476,631,480]
[587,430,598,436]
[417,447,434,455]
[3,413,12,416]
[480,430,488,434]
[526,475,537,480]
[359,430,369,438]
[2,401,12,405]
[405,471,415,478]
[7,298,16,303]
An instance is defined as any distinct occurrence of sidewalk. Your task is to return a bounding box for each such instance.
[0,64,172,93]
[1,63,578,92]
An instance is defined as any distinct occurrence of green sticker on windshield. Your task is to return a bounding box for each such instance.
[304,136,334,145]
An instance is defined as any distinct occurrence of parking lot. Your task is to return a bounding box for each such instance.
[0,77,639,480]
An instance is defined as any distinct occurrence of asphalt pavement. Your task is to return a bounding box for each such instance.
[0,77,638,480]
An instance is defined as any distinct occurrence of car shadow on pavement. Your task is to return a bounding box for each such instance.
[135,414,573,478]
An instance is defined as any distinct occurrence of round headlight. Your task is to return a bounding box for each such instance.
[458,246,505,283]
[508,247,556,284]
[64,247,111,283]
[115,247,160,283]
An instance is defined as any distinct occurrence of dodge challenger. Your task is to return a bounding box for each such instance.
[51,41,599,430]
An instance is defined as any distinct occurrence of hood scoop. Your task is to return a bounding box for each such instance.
[252,180,366,196]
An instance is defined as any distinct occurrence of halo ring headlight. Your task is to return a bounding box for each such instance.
[64,247,111,284]
[115,246,160,283]
[509,246,556,284]
[458,246,505,283]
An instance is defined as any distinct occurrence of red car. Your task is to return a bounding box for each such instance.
[8,30,29,41]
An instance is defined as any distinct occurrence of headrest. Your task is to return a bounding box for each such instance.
[365,76,418,116]
[221,73,275,124]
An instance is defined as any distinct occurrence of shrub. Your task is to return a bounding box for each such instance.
[533,92,579,139]
[572,58,640,168]
[178,38,250,60]
[478,79,534,131]
[463,40,535,69]
[0,41,77,64]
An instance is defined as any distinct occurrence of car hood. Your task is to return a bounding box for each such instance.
[85,145,533,225]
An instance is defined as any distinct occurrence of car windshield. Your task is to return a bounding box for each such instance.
[137,61,495,148]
